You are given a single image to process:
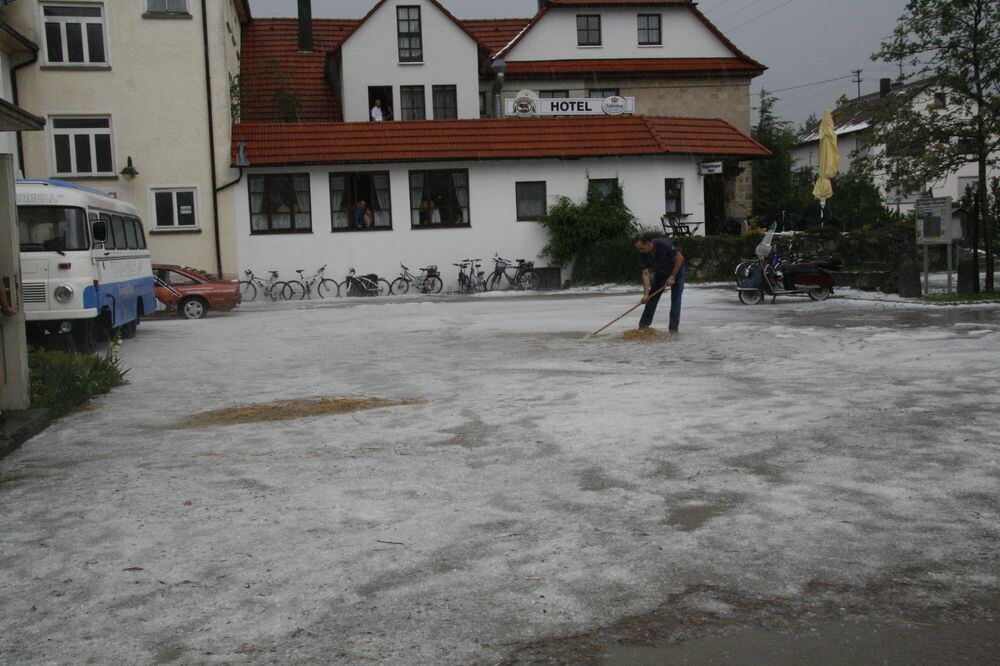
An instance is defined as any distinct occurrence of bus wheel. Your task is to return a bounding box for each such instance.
[73,319,99,354]
[119,319,138,339]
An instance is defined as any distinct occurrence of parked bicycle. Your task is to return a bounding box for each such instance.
[341,268,391,297]
[238,268,284,302]
[390,263,443,295]
[454,259,486,294]
[484,255,541,291]
[281,264,339,300]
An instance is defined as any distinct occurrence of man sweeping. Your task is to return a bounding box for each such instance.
[634,233,685,332]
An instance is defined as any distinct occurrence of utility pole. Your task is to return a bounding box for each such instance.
[852,69,863,99]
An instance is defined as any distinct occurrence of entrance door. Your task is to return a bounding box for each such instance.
[703,174,726,234]
[368,86,393,121]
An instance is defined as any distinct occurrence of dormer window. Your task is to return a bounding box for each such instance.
[638,14,662,46]
[576,15,601,47]
[397,6,422,63]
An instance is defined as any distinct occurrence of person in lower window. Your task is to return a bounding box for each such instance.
[353,200,368,229]
[634,233,685,332]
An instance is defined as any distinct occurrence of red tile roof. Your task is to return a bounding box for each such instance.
[505,57,763,78]
[232,116,769,167]
[463,18,533,56]
[240,19,359,123]
[546,0,691,4]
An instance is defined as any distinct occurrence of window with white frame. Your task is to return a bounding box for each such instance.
[145,0,190,16]
[152,188,198,229]
[515,181,547,221]
[42,4,107,65]
[51,116,114,176]
[638,14,662,46]
[576,14,601,46]
[400,85,426,120]
[539,90,569,99]
[397,6,422,63]
[433,85,458,120]
[589,88,619,99]
[409,169,470,227]
[664,178,683,214]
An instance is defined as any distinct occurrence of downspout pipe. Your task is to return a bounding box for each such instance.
[201,0,224,277]
[10,49,39,175]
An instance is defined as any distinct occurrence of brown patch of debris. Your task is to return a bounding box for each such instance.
[180,397,424,428]
[621,327,665,341]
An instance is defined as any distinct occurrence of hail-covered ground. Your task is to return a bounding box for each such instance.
[1,284,998,663]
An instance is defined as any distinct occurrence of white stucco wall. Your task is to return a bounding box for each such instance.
[340,0,481,122]
[4,0,242,275]
[0,50,15,159]
[234,156,704,283]
[506,7,735,62]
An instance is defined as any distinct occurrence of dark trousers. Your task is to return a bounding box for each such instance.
[639,271,684,330]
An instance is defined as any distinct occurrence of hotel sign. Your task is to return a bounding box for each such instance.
[505,90,635,117]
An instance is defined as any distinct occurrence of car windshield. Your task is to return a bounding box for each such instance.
[17,206,89,252]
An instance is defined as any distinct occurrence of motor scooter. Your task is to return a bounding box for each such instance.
[735,226,835,304]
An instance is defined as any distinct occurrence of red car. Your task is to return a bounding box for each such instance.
[153,264,241,319]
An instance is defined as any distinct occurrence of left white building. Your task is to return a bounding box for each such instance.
[1,15,45,411]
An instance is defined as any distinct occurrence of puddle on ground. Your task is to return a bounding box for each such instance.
[180,396,424,428]
[604,618,1000,665]
[664,494,742,531]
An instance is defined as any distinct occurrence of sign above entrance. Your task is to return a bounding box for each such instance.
[699,161,724,175]
[505,90,636,117]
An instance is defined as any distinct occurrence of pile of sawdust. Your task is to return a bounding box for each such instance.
[620,327,665,341]
[181,396,424,428]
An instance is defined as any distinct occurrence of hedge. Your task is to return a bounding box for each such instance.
[568,220,921,284]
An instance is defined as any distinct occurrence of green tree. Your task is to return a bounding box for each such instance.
[751,90,797,218]
[829,169,893,230]
[537,181,637,266]
[858,0,999,291]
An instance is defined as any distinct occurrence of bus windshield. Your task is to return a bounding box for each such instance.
[17,206,89,252]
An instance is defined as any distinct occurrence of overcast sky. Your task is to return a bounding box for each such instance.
[248,0,911,127]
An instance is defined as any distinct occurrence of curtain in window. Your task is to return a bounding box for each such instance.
[409,172,424,226]
[250,177,266,230]
[293,175,311,230]
[330,175,347,228]
[373,173,390,228]
[452,171,469,224]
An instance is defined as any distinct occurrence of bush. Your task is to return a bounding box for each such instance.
[537,181,637,266]
[29,343,128,417]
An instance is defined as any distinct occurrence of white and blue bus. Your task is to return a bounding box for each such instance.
[16,179,155,351]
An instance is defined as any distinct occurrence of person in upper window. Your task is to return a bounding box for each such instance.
[370,99,384,122]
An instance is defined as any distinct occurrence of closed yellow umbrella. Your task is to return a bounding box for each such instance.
[812,109,840,219]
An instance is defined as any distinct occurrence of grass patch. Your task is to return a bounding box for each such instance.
[29,345,129,417]
[920,292,1000,304]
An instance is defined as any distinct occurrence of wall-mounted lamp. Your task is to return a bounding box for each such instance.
[119,156,139,178]
[235,141,250,168]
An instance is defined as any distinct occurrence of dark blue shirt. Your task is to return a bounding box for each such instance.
[639,238,683,276]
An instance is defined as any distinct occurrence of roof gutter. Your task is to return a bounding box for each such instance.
[201,0,224,277]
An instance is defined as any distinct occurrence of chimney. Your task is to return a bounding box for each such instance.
[879,78,892,97]
[298,0,313,52]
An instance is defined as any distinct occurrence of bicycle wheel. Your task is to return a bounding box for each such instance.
[268,282,287,301]
[238,280,257,302]
[343,279,361,297]
[485,272,503,291]
[282,280,306,301]
[377,279,391,296]
[390,277,409,295]
[426,275,443,294]
[518,271,541,290]
[317,278,339,298]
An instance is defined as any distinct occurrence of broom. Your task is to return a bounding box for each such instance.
[584,283,668,338]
